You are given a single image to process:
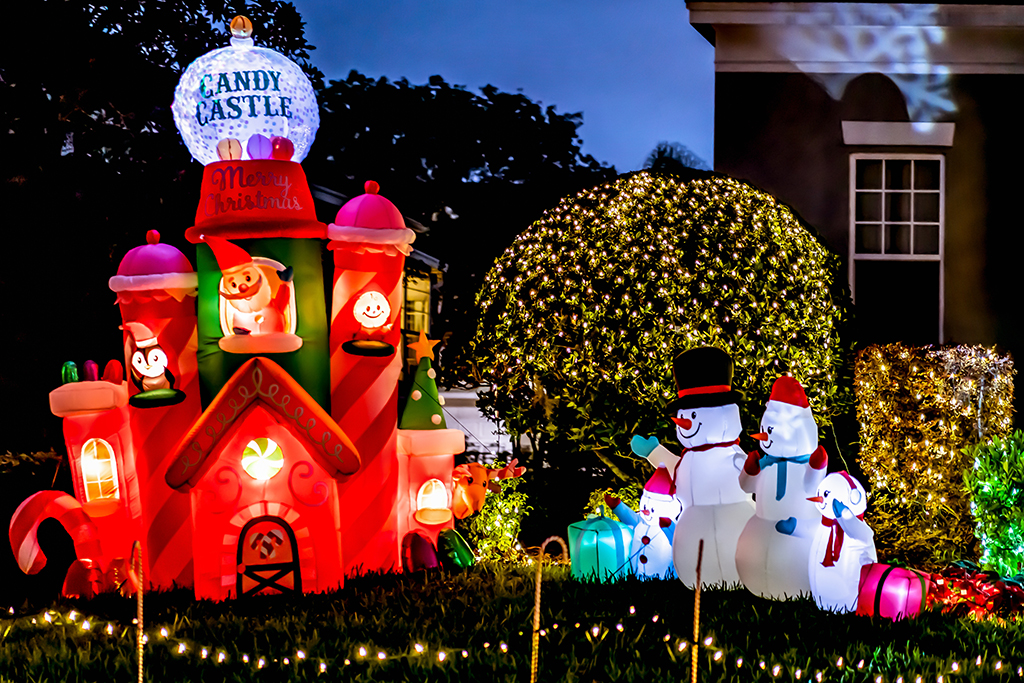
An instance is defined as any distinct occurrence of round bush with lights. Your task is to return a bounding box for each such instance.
[471,170,852,478]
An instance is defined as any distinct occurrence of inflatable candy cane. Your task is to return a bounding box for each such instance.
[9,491,106,574]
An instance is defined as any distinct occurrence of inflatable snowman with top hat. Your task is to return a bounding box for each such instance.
[634,346,755,588]
[807,471,876,612]
[605,467,682,579]
[736,375,828,599]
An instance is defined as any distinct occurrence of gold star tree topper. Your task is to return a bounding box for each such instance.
[408,330,440,363]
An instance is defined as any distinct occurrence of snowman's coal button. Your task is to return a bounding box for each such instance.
[641,535,650,545]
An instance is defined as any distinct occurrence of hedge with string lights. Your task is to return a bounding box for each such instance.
[855,344,1014,569]
[470,170,853,482]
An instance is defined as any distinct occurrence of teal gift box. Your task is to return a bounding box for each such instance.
[567,509,633,582]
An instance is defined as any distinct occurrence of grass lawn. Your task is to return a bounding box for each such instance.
[1,563,1021,682]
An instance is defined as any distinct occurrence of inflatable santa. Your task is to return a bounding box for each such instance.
[202,234,293,336]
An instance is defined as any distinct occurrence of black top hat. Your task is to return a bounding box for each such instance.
[668,346,744,413]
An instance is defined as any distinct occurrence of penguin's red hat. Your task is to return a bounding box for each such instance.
[121,320,168,349]
[202,235,254,274]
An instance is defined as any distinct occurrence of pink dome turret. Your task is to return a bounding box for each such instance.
[328,181,416,256]
[109,230,197,302]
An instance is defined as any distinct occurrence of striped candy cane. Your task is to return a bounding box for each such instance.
[9,491,105,574]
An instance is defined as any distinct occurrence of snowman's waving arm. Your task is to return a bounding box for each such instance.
[631,435,680,471]
[834,500,874,543]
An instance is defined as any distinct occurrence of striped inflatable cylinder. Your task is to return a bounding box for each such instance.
[328,247,405,575]
[118,296,201,589]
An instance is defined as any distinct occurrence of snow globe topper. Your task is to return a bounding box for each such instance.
[172,16,319,165]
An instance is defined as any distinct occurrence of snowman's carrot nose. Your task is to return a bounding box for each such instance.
[671,417,692,429]
[807,496,824,503]
[750,432,769,441]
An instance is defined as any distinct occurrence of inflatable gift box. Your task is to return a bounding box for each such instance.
[567,511,633,583]
[857,563,933,621]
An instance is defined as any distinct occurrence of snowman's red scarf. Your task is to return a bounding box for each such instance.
[820,513,865,566]
[671,438,741,477]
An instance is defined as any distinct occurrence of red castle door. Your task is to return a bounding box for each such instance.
[237,516,302,597]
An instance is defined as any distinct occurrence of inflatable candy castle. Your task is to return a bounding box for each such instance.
[8,17,476,600]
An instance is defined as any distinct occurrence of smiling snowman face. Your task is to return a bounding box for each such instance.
[353,290,391,329]
[758,402,817,457]
[638,490,682,522]
[674,403,742,449]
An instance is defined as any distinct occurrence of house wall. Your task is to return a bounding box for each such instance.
[713,69,1024,352]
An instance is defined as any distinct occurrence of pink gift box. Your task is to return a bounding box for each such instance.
[857,563,932,620]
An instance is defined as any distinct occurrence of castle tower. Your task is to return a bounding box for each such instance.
[108,229,201,588]
[170,15,329,408]
[328,181,416,574]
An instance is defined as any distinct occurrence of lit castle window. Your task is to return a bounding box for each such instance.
[81,438,119,502]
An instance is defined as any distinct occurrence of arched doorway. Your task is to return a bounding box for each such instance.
[236,515,302,597]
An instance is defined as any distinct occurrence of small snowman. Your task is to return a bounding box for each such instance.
[633,346,755,588]
[807,471,876,612]
[736,375,828,599]
[604,467,682,580]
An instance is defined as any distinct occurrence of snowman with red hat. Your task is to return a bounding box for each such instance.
[807,471,876,612]
[604,467,682,579]
[202,235,293,335]
[735,375,828,599]
[631,346,755,588]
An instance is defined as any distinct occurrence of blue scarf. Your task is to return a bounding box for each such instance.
[758,453,812,500]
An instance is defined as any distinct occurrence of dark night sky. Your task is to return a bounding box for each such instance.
[287,0,716,171]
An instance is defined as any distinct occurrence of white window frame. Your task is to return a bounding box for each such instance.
[848,153,945,342]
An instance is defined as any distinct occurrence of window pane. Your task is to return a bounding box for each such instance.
[914,193,940,223]
[885,160,912,190]
[855,192,882,221]
[854,260,940,344]
[856,160,883,189]
[855,224,882,253]
[914,224,940,254]
[914,160,941,190]
[885,193,911,222]
[885,224,912,254]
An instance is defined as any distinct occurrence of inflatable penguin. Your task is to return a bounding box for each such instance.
[634,346,755,588]
[808,471,876,612]
[736,375,828,599]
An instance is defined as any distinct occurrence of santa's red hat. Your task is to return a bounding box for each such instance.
[645,467,676,497]
[202,235,254,273]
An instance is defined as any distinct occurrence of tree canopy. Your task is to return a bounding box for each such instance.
[470,171,854,482]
